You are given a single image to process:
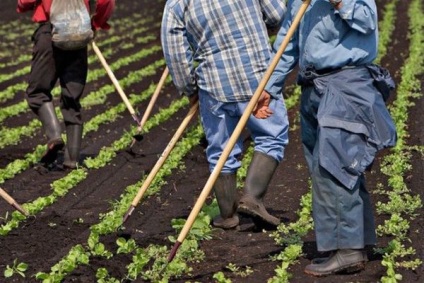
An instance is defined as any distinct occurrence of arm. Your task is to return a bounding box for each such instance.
[91,0,115,30]
[264,0,299,97]
[17,0,39,13]
[160,4,197,97]
[331,0,378,34]
[260,0,287,28]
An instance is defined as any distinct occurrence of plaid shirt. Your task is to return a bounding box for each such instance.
[161,0,286,102]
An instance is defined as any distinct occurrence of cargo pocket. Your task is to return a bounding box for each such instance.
[318,125,377,190]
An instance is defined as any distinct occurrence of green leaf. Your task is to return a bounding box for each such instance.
[4,267,13,278]
[35,272,49,279]
[17,262,28,272]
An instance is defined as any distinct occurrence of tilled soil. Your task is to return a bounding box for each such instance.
[0,0,422,282]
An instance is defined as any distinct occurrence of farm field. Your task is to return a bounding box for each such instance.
[0,0,422,282]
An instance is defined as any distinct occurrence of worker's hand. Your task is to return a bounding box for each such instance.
[253,91,273,119]
[329,0,343,9]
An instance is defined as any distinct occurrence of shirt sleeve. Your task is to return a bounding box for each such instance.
[335,0,377,34]
[260,0,287,28]
[91,0,115,30]
[161,3,197,96]
[265,1,299,97]
[17,0,38,13]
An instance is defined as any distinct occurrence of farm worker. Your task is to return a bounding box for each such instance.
[16,0,115,169]
[263,0,397,277]
[161,0,289,230]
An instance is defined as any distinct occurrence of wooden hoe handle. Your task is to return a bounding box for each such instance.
[123,101,199,224]
[137,66,170,132]
[0,188,29,216]
[91,41,139,121]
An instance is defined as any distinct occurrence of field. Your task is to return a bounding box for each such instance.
[0,0,422,282]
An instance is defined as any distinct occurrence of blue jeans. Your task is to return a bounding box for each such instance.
[199,94,289,173]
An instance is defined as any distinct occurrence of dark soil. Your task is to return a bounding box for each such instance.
[0,0,422,282]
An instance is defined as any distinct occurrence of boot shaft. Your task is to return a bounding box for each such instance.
[244,151,278,200]
[37,102,62,142]
[237,152,280,227]
[63,124,83,168]
[213,173,238,218]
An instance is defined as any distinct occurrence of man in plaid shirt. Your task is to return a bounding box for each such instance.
[161,0,288,229]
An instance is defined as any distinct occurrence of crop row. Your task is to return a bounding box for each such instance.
[0,0,422,282]
[0,16,160,106]
[375,0,423,281]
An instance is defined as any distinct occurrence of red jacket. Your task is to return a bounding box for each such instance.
[17,0,115,30]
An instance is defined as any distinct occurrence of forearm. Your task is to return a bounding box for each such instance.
[91,0,115,30]
[261,0,287,27]
[166,55,197,96]
[161,9,197,96]
[166,57,197,96]
[265,10,299,97]
[17,0,39,12]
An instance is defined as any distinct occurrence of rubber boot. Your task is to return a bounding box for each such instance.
[304,249,366,276]
[63,124,83,169]
[213,173,239,229]
[37,102,64,165]
[237,151,280,227]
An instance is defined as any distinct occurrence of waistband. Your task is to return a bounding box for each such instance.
[298,65,364,86]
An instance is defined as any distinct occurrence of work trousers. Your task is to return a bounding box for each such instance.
[198,93,289,173]
[300,85,377,252]
[26,23,88,125]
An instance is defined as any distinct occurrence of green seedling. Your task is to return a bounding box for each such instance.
[4,259,28,278]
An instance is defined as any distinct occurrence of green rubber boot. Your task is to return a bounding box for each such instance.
[213,173,239,229]
[238,151,280,227]
[63,124,83,169]
[37,102,64,165]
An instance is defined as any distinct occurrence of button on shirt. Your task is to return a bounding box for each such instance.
[161,0,286,102]
[265,0,378,96]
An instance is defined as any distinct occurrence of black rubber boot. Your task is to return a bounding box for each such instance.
[37,102,64,165]
[304,249,367,276]
[212,173,239,229]
[63,124,83,169]
[237,151,280,227]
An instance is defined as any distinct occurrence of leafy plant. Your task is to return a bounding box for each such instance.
[96,267,120,283]
[225,263,253,277]
[213,271,232,283]
[116,237,137,254]
[4,259,28,278]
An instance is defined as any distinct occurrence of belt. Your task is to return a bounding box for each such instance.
[297,65,361,86]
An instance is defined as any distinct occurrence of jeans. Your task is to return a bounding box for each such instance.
[198,93,289,173]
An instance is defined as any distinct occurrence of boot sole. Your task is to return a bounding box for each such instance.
[237,203,280,227]
[304,261,365,277]
[40,140,64,164]
[212,215,239,229]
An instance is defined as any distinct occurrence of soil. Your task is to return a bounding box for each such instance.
[0,0,422,283]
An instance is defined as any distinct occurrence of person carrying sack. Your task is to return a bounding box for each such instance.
[16,0,115,169]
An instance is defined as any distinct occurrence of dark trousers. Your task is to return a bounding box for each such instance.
[26,23,88,125]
